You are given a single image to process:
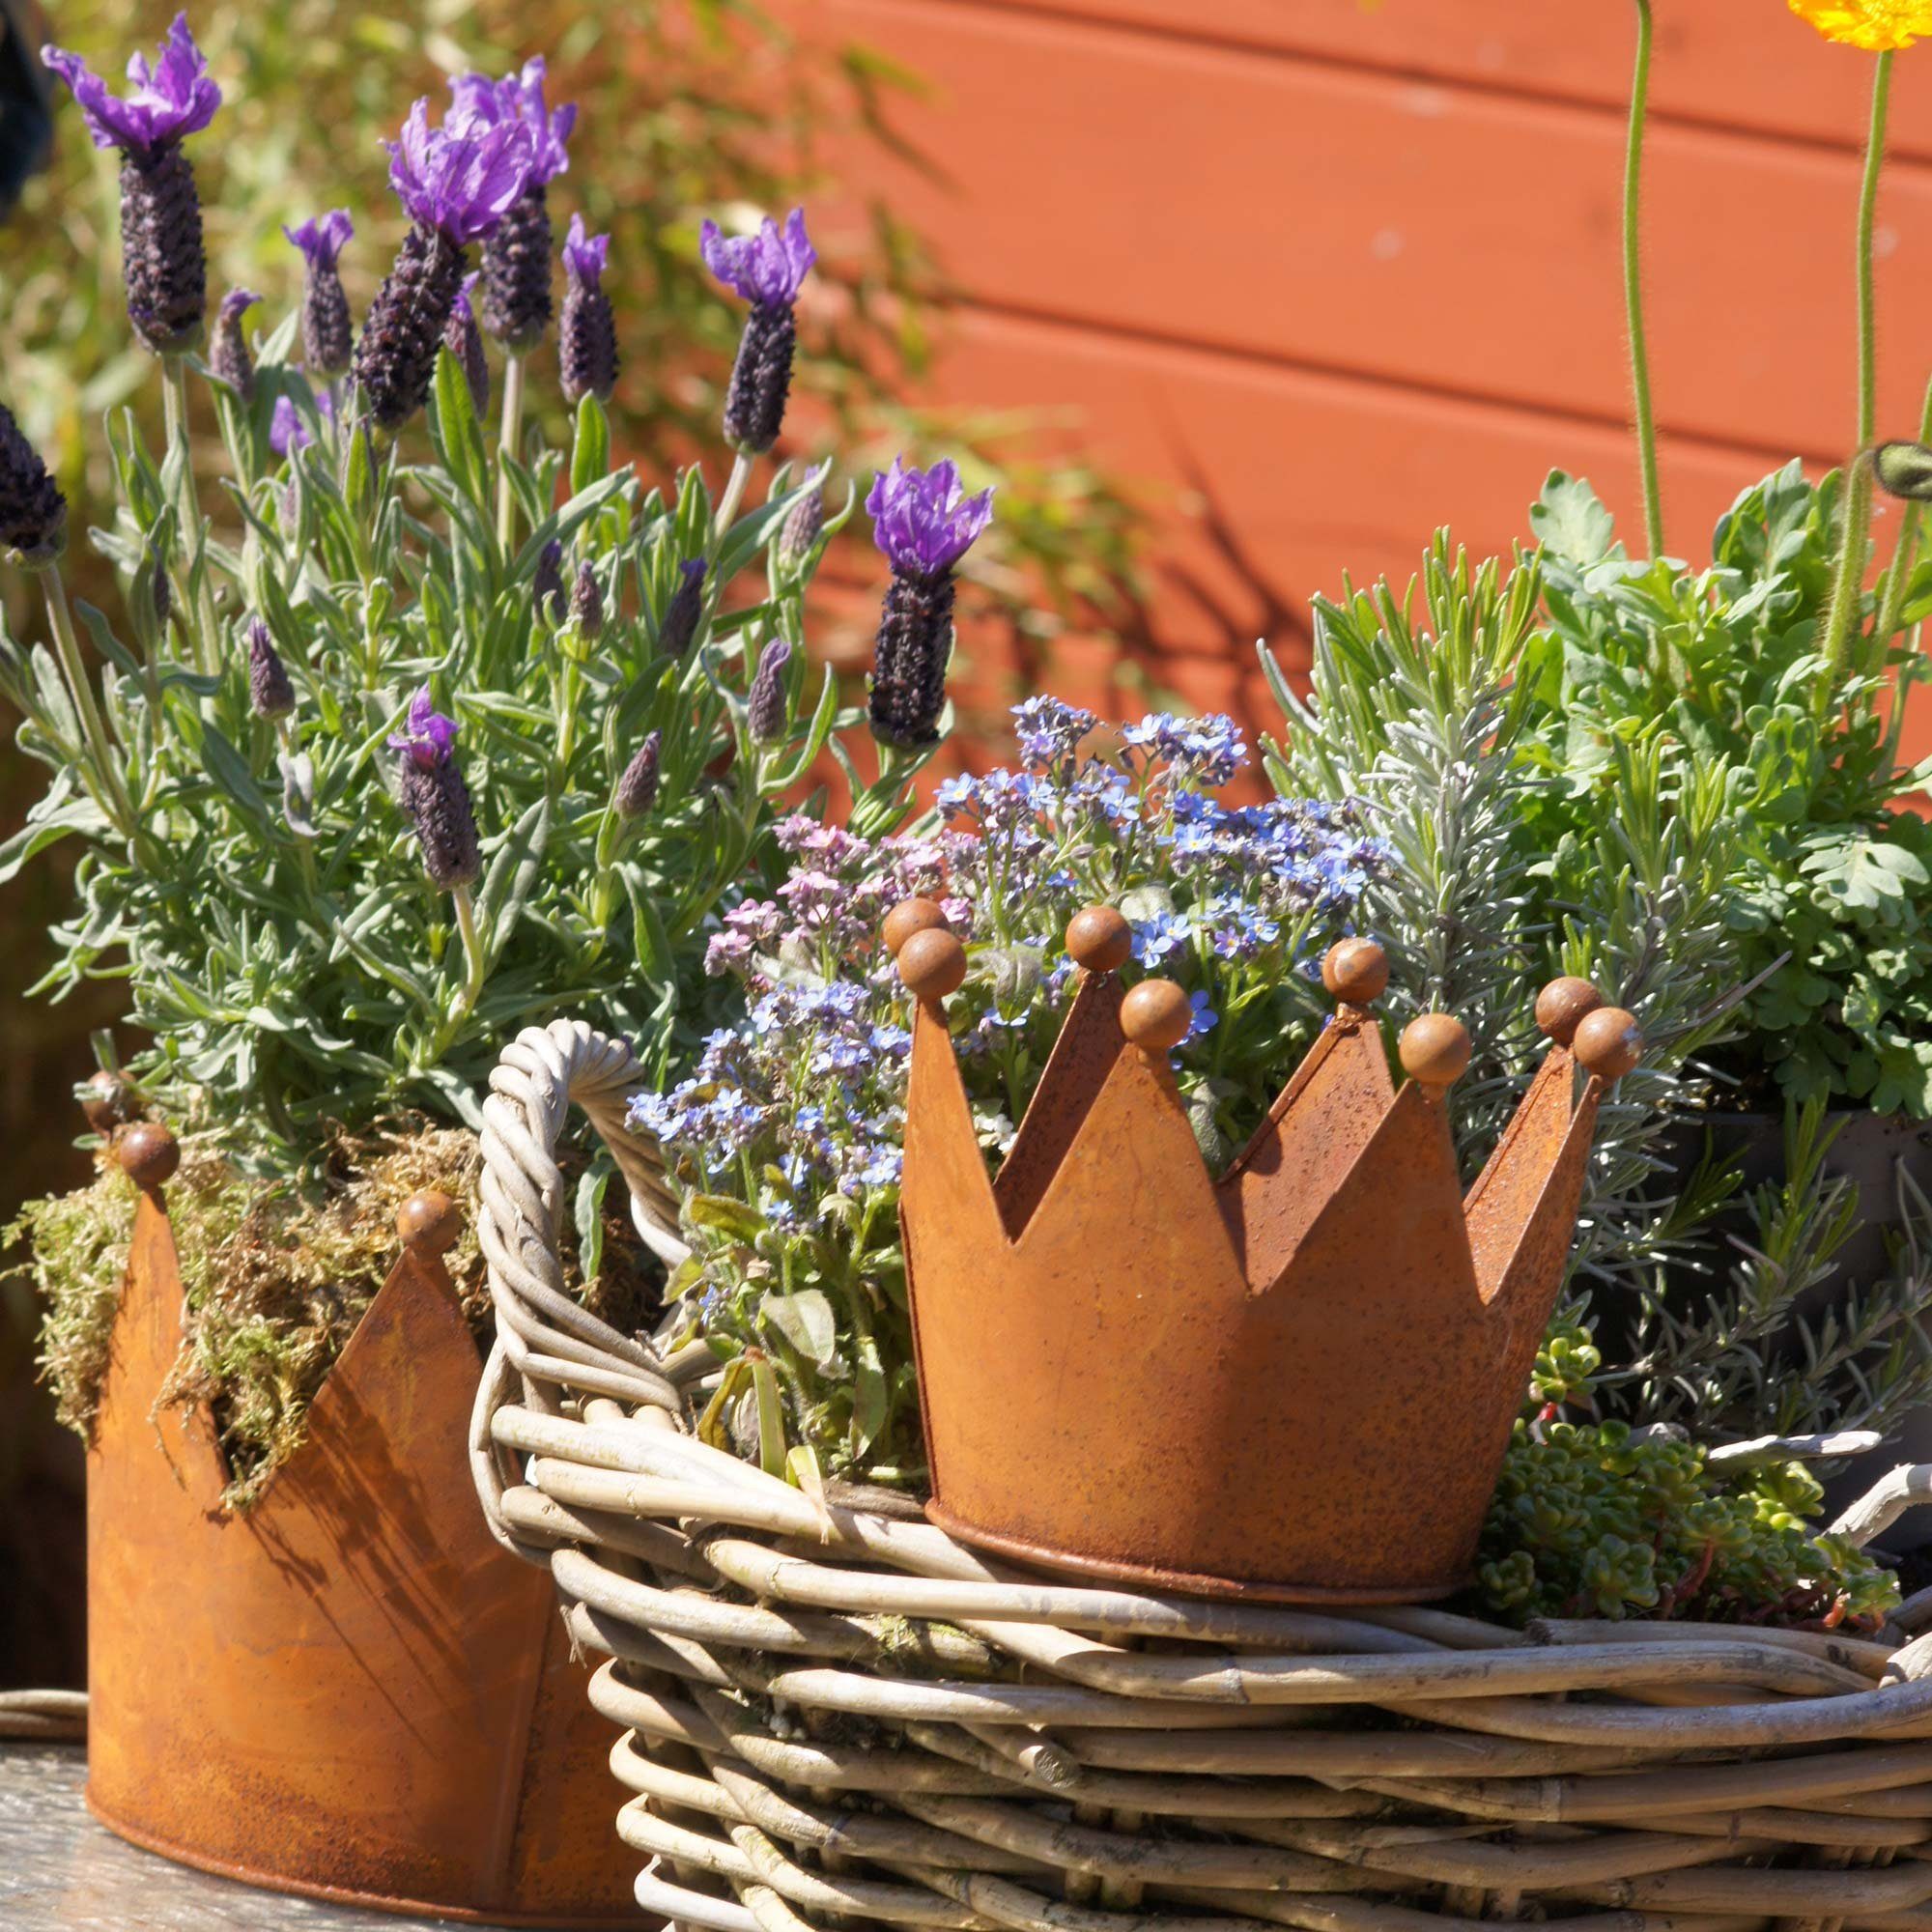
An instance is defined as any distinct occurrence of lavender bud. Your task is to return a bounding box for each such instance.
[559,216,617,407]
[534,538,566,622]
[246,616,295,720]
[149,550,172,631]
[570,559,604,639]
[388,688,480,891]
[119,144,209,356]
[616,731,662,820]
[868,569,954,750]
[748,637,793,743]
[208,289,260,402]
[777,479,825,574]
[285,212,355,379]
[659,558,707,657]
[480,184,553,353]
[443,272,490,415]
[351,224,468,434]
[0,404,68,569]
[722,303,795,456]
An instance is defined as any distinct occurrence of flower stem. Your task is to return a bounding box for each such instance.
[496,353,526,550]
[1874,372,1932,647]
[1623,0,1664,559]
[43,570,134,834]
[161,355,221,675]
[451,883,488,1019]
[712,451,753,552]
[1857,52,1894,451]
[1819,449,1875,714]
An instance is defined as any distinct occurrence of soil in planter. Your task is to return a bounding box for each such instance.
[12,1120,660,1508]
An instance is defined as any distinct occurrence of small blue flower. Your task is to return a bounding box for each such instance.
[1131,910,1192,967]
[1186,989,1218,1041]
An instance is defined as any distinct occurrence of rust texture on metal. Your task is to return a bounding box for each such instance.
[85,1168,637,1925]
[897,912,1640,1604]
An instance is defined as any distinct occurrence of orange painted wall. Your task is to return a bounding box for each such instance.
[779,0,1932,750]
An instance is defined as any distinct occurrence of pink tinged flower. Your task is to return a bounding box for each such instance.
[563,213,609,291]
[282,209,354,271]
[269,386,334,457]
[699,208,815,310]
[386,684,459,768]
[867,456,994,578]
[384,98,537,245]
[43,14,222,156]
[448,56,576,185]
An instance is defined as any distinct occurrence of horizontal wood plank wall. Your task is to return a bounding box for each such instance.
[779,0,1932,760]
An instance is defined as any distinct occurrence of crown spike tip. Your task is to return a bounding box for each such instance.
[884,897,948,958]
[1399,1012,1471,1096]
[1065,904,1132,975]
[1535,976,1604,1047]
[1321,936,1388,1009]
[1573,1006,1642,1084]
[115,1120,179,1193]
[1121,979,1192,1054]
[897,925,967,1005]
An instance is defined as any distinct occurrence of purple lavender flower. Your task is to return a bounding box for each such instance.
[534,538,566,622]
[352,99,536,433]
[443,271,491,414]
[659,557,707,657]
[866,458,992,750]
[44,16,219,356]
[0,404,68,569]
[559,214,617,407]
[700,208,813,454]
[776,468,828,574]
[570,558,605,639]
[269,387,334,458]
[388,686,479,891]
[1013,696,1095,773]
[283,211,355,379]
[449,59,574,352]
[208,289,259,401]
[616,730,662,820]
[748,636,793,743]
[245,616,296,720]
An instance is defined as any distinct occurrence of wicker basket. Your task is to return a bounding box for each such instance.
[470,1021,1932,1930]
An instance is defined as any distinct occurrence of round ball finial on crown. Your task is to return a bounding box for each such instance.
[1573,1006,1643,1084]
[115,1121,179,1192]
[1065,905,1132,976]
[897,925,967,1004]
[1322,937,1388,1009]
[79,1068,138,1136]
[397,1189,463,1258]
[1121,979,1193,1054]
[1400,1012,1472,1095]
[884,897,948,958]
[1536,976,1604,1047]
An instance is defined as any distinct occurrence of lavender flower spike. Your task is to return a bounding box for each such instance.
[443,272,491,414]
[700,208,814,454]
[867,457,993,750]
[659,557,708,658]
[283,211,355,379]
[208,289,260,401]
[388,686,480,891]
[270,386,334,458]
[43,15,219,356]
[245,616,296,720]
[559,214,618,407]
[534,538,566,622]
[449,58,575,352]
[0,403,69,569]
[615,731,662,820]
[748,636,793,743]
[352,99,536,432]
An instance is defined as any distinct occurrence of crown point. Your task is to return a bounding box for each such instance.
[1321,937,1388,1008]
[884,897,948,957]
[1400,1012,1471,1094]
[1573,1006,1643,1084]
[1065,905,1132,975]
[398,1189,463,1257]
[115,1121,179,1193]
[1121,979,1193,1054]
[898,925,968,1004]
[1535,976,1604,1047]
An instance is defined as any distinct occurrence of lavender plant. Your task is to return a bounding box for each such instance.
[635,700,1384,1480]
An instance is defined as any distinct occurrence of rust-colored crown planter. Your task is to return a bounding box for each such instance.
[85,1123,637,1925]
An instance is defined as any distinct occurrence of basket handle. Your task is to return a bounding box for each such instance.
[469,1018,686,1560]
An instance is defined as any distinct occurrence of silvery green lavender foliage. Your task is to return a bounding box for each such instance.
[633,701,1384,1480]
[0,55,930,1174]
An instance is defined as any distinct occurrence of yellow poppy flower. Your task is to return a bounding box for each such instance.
[1790,0,1932,49]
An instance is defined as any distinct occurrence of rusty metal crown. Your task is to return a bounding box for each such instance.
[888,901,1640,1605]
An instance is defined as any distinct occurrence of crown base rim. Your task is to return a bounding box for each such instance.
[923,1499,1471,1607]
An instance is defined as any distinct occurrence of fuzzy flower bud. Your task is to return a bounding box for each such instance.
[570,558,605,639]
[777,470,827,574]
[149,548,172,630]
[616,730,662,820]
[44,18,220,357]
[534,538,566,623]
[0,403,68,569]
[387,686,480,892]
[559,215,617,407]
[443,272,491,414]
[659,557,707,657]
[1876,440,1932,503]
[208,289,260,401]
[283,211,355,379]
[748,636,793,743]
[701,209,813,455]
[246,616,296,720]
